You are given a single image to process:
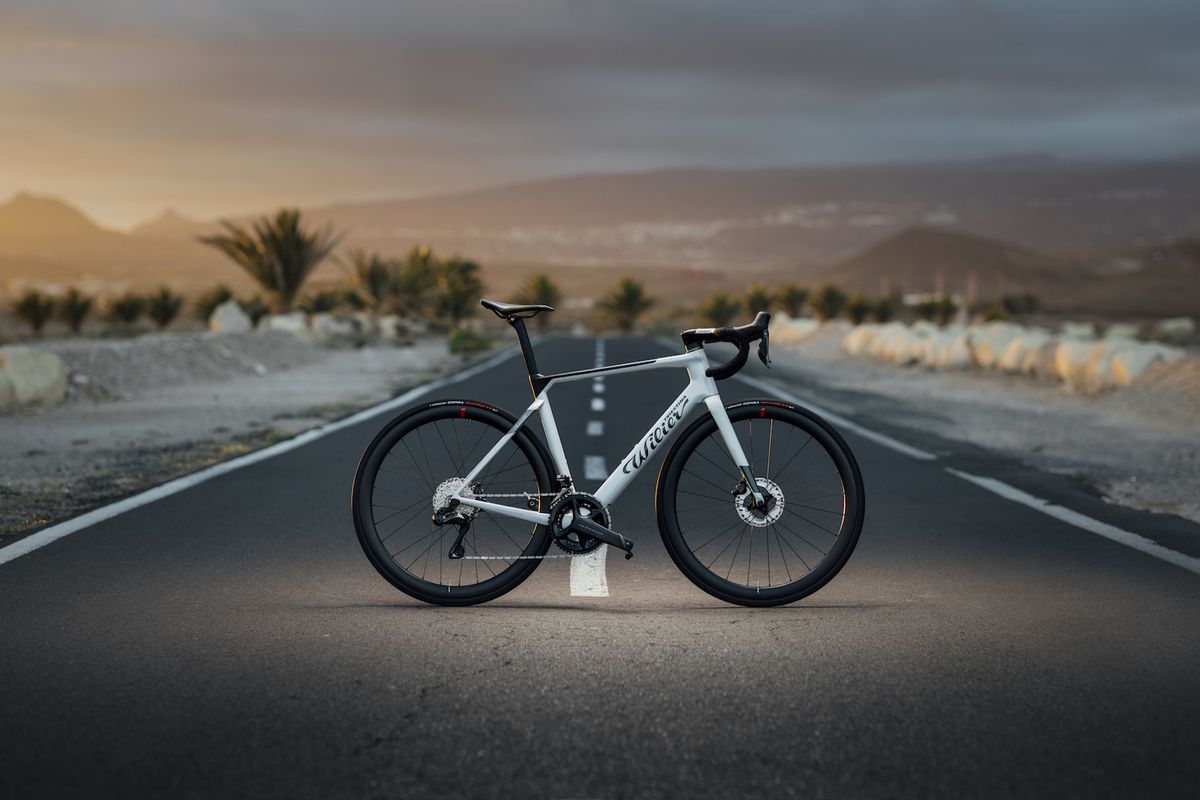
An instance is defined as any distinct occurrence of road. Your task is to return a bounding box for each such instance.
[3,336,1199,799]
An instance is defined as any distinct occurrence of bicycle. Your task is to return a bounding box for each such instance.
[351,299,865,607]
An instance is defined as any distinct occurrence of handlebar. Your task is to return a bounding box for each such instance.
[680,311,772,380]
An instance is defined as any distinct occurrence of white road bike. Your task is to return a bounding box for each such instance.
[352,300,865,606]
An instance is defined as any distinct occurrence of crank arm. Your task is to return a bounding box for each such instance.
[569,517,635,560]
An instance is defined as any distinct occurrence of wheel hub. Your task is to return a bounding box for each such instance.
[736,478,784,527]
[433,477,478,518]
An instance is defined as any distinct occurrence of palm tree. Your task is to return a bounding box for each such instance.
[777,284,809,317]
[193,284,234,321]
[872,297,896,323]
[844,294,872,325]
[57,288,93,334]
[744,284,774,315]
[809,284,847,322]
[146,286,184,330]
[344,249,396,312]
[598,277,655,333]
[298,290,340,315]
[395,246,439,317]
[436,257,485,326]
[700,291,741,327]
[199,208,341,312]
[103,293,146,330]
[512,273,562,331]
[12,289,56,335]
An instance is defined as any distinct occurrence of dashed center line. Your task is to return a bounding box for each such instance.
[573,336,610,598]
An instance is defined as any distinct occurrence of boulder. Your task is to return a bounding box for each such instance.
[1103,323,1140,341]
[1153,317,1195,344]
[309,313,358,346]
[996,331,1052,373]
[935,332,972,370]
[378,314,410,342]
[0,345,68,406]
[263,312,309,335]
[1082,342,1120,392]
[1060,321,1095,340]
[209,299,252,333]
[349,312,381,341]
[968,322,1024,369]
[1110,342,1187,387]
[1021,340,1060,380]
[842,324,880,356]
[867,323,907,359]
[1054,340,1094,388]
[773,317,821,345]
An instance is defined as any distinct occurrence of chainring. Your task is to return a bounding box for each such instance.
[548,492,611,554]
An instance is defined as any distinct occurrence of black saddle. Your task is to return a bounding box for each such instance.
[480,299,555,319]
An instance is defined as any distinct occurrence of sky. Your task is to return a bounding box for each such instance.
[2,0,1199,229]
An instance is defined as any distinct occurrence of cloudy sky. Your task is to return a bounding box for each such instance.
[2,0,1198,228]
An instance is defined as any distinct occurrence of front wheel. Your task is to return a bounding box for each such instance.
[656,400,865,606]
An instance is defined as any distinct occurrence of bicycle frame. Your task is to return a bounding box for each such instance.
[451,346,759,525]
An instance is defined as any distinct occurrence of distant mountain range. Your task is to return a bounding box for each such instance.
[2,155,1199,315]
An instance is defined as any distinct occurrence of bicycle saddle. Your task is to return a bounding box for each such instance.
[481,299,554,319]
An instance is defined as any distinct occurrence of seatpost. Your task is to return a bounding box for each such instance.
[508,316,540,376]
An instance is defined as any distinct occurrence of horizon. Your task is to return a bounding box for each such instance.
[4,1,1200,228]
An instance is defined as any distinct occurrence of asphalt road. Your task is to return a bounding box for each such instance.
[3,336,1199,799]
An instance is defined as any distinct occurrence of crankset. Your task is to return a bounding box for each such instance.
[549,493,634,560]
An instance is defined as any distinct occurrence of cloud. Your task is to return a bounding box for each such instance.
[1,1,1198,226]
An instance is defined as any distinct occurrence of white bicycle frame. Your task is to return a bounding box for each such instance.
[451,346,761,524]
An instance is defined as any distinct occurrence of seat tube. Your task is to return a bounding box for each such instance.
[536,395,571,478]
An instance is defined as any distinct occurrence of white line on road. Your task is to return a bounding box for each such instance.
[570,336,611,598]
[946,468,1200,577]
[570,547,609,596]
[0,346,524,568]
[583,455,608,480]
[734,374,937,461]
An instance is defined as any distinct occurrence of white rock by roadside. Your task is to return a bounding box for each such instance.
[209,300,252,333]
[0,346,68,407]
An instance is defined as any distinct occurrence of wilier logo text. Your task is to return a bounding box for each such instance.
[622,396,690,474]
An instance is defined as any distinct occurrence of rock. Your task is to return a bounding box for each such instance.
[935,332,972,370]
[0,371,15,412]
[773,317,821,346]
[867,323,907,359]
[1022,341,1060,380]
[842,324,880,356]
[1054,340,1094,388]
[1103,323,1140,341]
[0,345,68,406]
[309,313,358,346]
[1153,317,1195,344]
[1110,342,1187,387]
[1082,343,1119,392]
[968,322,1024,369]
[209,300,252,333]
[997,331,1052,373]
[379,315,414,343]
[263,312,309,335]
[1060,321,1095,340]
[350,312,381,341]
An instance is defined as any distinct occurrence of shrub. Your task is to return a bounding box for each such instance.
[104,293,146,329]
[872,297,896,323]
[511,273,563,331]
[809,285,847,321]
[598,277,655,333]
[777,284,809,317]
[193,285,235,321]
[700,292,741,327]
[744,284,774,314]
[344,250,396,311]
[146,286,184,329]
[12,289,56,335]
[298,290,340,315]
[435,258,485,325]
[844,294,872,325]
[448,326,493,356]
[241,295,270,326]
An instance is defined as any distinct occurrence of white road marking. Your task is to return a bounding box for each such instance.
[583,455,608,480]
[946,468,1200,577]
[570,547,609,596]
[570,336,611,597]
[0,346,524,568]
[734,373,937,461]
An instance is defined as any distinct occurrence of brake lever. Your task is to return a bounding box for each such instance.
[757,331,771,368]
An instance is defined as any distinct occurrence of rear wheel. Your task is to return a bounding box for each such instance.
[352,401,554,606]
[656,400,865,606]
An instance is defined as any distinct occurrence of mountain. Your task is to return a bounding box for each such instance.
[130,208,216,240]
[0,191,122,249]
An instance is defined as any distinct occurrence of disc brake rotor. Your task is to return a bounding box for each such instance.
[735,478,784,527]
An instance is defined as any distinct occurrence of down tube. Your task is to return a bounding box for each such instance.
[594,383,707,506]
